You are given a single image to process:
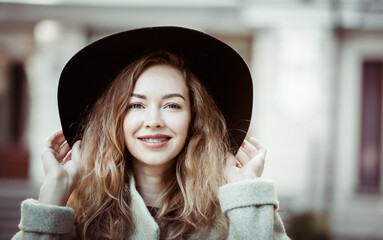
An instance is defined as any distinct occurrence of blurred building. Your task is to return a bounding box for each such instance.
[0,0,382,239]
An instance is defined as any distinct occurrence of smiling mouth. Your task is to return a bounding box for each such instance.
[139,137,171,143]
[138,136,172,149]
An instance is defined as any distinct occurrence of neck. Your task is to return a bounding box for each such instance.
[132,160,173,208]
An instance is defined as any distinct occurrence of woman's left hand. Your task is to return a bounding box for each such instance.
[224,137,267,183]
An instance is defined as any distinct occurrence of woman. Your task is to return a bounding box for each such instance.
[13,27,289,239]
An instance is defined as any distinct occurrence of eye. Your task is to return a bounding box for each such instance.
[165,103,181,109]
[129,103,144,109]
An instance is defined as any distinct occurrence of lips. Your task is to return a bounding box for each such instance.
[138,134,171,148]
[140,137,170,143]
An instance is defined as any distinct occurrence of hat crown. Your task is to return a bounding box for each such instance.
[58,26,253,150]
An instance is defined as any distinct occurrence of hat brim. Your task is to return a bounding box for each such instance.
[58,26,253,150]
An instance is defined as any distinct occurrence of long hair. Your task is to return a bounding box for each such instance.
[68,51,230,239]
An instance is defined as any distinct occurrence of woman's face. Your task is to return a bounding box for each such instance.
[123,64,191,168]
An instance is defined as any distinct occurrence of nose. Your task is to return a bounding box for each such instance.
[145,107,165,129]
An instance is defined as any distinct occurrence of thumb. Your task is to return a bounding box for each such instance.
[71,140,82,162]
[225,153,237,167]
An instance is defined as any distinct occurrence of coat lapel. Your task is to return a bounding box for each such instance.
[130,178,160,240]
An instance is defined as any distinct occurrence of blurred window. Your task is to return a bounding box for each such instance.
[0,59,29,179]
[359,59,382,192]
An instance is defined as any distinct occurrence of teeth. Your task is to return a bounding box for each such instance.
[141,138,168,143]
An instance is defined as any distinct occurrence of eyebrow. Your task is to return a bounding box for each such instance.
[131,93,146,99]
[131,93,185,101]
[162,93,185,101]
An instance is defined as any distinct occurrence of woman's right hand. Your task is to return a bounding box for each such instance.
[38,130,81,206]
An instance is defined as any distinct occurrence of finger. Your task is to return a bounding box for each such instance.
[46,130,63,146]
[227,152,243,168]
[250,137,267,156]
[57,141,71,162]
[41,147,62,174]
[241,139,258,159]
[63,140,81,163]
[46,130,65,150]
[53,135,66,152]
[249,137,265,149]
[62,150,72,163]
[235,148,251,166]
[247,154,265,178]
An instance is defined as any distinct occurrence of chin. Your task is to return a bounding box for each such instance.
[134,154,176,167]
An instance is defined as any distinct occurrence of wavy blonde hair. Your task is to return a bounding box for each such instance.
[68,51,230,239]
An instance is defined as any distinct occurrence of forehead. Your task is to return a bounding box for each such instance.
[133,64,188,94]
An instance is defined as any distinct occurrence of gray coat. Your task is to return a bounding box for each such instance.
[13,178,290,239]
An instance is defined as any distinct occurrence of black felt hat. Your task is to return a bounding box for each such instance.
[58,26,253,150]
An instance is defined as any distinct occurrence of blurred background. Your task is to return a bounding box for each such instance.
[0,0,382,239]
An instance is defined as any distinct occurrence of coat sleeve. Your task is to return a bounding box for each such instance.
[12,199,74,240]
[218,179,290,240]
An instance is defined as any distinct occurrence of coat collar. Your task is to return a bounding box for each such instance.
[129,177,160,239]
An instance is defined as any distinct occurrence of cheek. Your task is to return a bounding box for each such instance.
[123,114,139,140]
[170,115,191,138]
[122,117,129,143]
